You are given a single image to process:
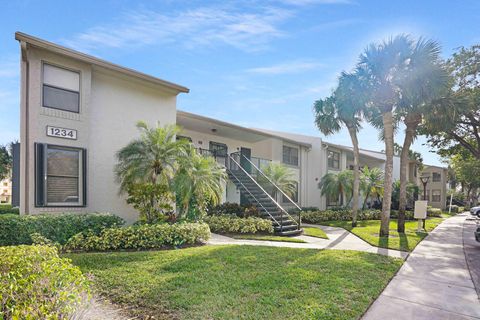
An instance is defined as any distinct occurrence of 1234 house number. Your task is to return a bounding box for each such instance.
[46,126,77,140]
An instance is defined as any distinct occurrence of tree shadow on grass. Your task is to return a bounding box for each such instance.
[399,233,410,251]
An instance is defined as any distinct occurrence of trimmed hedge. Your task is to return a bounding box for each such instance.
[204,215,273,234]
[64,222,210,252]
[0,245,90,319]
[301,209,419,224]
[427,207,442,217]
[0,213,124,246]
[0,204,19,215]
[207,202,260,218]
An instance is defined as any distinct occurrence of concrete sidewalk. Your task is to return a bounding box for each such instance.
[208,223,408,259]
[362,213,480,320]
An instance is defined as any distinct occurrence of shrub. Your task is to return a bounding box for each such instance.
[204,215,273,234]
[427,207,442,217]
[0,213,124,246]
[459,206,465,212]
[0,204,19,215]
[0,245,90,319]
[207,202,260,218]
[126,183,174,224]
[301,209,416,224]
[64,222,210,252]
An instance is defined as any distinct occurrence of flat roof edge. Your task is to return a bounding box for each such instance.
[15,32,189,94]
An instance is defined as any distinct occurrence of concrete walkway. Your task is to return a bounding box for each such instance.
[208,223,408,259]
[362,213,480,320]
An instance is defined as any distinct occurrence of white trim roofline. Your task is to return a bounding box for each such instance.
[15,32,189,94]
[177,110,312,148]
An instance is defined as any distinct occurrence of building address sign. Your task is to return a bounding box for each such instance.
[46,125,77,140]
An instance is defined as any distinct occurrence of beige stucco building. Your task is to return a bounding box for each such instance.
[14,32,448,225]
[0,178,12,204]
[418,165,449,210]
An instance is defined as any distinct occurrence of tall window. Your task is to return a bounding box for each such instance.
[328,150,340,169]
[283,181,298,203]
[326,193,339,207]
[282,146,299,166]
[42,63,80,113]
[35,144,86,207]
[432,172,441,182]
[432,190,441,202]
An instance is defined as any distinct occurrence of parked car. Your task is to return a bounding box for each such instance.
[470,206,480,217]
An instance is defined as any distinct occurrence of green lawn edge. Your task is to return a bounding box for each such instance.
[302,226,329,239]
[230,234,306,243]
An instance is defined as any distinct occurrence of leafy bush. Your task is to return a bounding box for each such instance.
[459,206,465,212]
[204,215,273,234]
[0,245,90,319]
[64,222,210,252]
[427,207,442,217]
[0,213,124,246]
[0,204,19,215]
[126,183,174,224]
[301,209,417,224]
[207,202,260,218]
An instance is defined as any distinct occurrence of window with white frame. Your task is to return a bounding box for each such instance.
[42,63,80,113]
[328,150,340,169]
[35,144,86,207]
[282,146,299,166]
[432,190,441,202]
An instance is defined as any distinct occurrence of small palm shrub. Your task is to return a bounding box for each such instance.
[0,245,90,319]
[204,215,273,234]
[64,222,210,252]
[0,213,124,246]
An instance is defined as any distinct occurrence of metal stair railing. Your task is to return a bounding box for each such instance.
[237,153,302,229]
[227,153,299,232]
[227,169,281,227]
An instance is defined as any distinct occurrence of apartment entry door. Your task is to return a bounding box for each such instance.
[240,147,252,206]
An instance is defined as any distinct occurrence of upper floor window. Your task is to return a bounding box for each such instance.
[42,63,80,113]
[283,146,299,166]
[209,141,228,157]
[328,150,340,169]
[432,172,441,182]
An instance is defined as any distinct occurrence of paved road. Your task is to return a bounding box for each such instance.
[362,213,480,320]
[208,223,408,259]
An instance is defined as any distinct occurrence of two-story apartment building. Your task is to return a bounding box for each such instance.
[14,32,444,226]
[418,165,449,210]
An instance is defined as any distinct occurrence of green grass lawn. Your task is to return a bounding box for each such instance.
[302,227,329,239]
[319,217,445,252]
[66,245,402,320]
[230,234,306,243]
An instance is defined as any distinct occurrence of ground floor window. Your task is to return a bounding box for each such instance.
[35,143,86,207]
[326,193,339,207]
[421,189,430,202]
[432,190,441,202]
[282,181,298,203]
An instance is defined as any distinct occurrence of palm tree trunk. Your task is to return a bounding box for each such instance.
[348,126,360,227]
[380,111,394,237]
[362,190,371,210]
[398,114,421,233]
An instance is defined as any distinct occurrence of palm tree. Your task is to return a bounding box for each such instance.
[175,146,227,220]
[258,162,297,202]
[355,35,414,237]
[318,170,354,207]
[115,121,189,192]
[396,38,448,233]
[314,73,364,226]
[360,166,384,209]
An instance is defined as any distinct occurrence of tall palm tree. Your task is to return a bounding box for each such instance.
[355,35,414,237]
[115,121,189,192]
[314,73,364,226]
[396,38,448,233]
[175,146,227,220]
[318,170,354,207]
[259,162,297,202]
[360,166,384,209]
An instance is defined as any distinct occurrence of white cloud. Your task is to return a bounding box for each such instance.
[246,60,323,75]
[63,6,292,53]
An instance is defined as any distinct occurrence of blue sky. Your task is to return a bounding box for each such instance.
[1,0,479,166]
